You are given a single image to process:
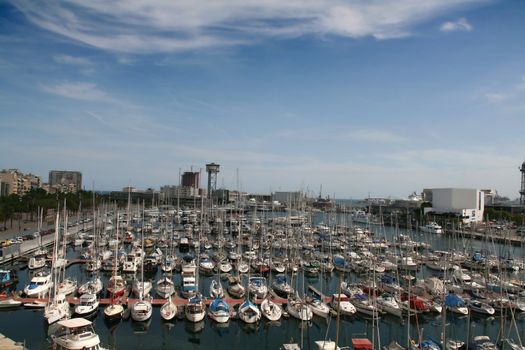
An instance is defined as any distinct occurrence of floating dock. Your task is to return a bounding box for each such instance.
[0,333,26,350]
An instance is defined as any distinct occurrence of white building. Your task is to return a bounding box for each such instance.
[424,188,484,224]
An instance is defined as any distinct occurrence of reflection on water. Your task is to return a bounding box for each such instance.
[185,320,205,334]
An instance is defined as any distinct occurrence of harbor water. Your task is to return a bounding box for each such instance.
[0,212,524,350]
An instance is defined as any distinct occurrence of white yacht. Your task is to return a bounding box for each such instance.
[131,299,153,322]
[330,293,356,316]
[185,294,206,322]
[24,270,53,297]
[74,294,99,317]
[419,222,443,234]
[51,318,107,350]
[376,293,402,317]
[306,296,331,318]
[28,249,47,270]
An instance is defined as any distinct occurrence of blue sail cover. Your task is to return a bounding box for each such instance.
[210,298,229,312]
[445,293,465,307]
[381,275,396,284]
[333,255,345,266]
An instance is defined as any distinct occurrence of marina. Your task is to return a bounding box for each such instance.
[0,206,524,350]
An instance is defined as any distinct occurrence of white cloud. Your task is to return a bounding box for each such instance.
[484,75,525,104]
[484,92,512,103]
[440,17,473,32]
[12,1,484,53]
[274,126,407,144]
[53,54,92,65]
[40,81,111,102]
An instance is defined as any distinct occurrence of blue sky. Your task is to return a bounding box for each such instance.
[1,0,524,198]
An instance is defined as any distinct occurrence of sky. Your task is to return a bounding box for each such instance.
[1,0,524,199]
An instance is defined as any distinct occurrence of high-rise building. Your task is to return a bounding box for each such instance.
[0,169,41,195]
[49,170,82,193]
[181,172,200,188]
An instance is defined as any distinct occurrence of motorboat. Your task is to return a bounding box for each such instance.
[237,299,261,324]
[468,300,495,316]
[314,340,342,350]
[199,255,215,275]
[375,293,402,317]
[51,318,107,350]
[185,294,206,322]
[306,295,331,318]
[131,299,153,322]
[0,298,22,309]
[419,222,443,234]
[330,293,356,316]
[0,269,18,290]
[24,270,53,297]
[260,297,282,321]
[207,297,231,323]
[74,293,99,317]
[180,255,197,298]
[28,251,47,270]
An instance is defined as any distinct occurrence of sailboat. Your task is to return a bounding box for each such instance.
[104,216,125,320]
[260,296,282,321]
[131,205,153,322]
[28,207,46,270]
[209,278,224,299]
[237,298,261,324]
[44,212,71,324]
[160,295,178,321]
[74,293,99,318]
[207,296,231,323]
[155,274,175,299]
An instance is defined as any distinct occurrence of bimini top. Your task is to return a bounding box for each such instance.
[57,317,92,329]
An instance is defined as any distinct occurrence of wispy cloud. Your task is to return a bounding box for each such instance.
[40,81,111,102]
[440,17,473,32]
[12,1,484,53]
[274,126,407,144]
[53,54,92,66]
[483,75,525,104]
